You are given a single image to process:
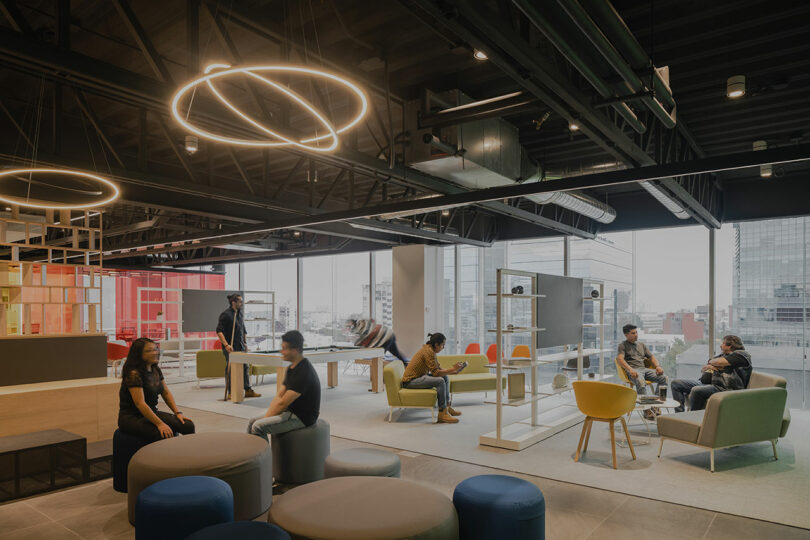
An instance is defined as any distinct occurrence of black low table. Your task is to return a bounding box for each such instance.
[0,429,87,502]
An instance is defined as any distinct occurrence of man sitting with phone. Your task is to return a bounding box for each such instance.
[401,332,465,424]
[670,335,752,412]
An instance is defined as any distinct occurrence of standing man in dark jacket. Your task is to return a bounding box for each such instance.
[217,293,261,399]
[671,335,752,412]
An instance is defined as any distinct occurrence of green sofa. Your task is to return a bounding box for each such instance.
[383,360,437,422]
[438,354,506,398]
[656,371,790,472]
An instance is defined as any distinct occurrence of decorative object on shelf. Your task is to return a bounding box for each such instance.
[587,372,596,378]
[552,373,569,389]
[511,285,524,295]
[171,64,369,153]
[506,323,515,330]
[0,168,119,210]
[590,289,599,298]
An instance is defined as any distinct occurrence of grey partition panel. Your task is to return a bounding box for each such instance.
[1,335,107,386]
[181,289,243,333]
[537,273,584,348]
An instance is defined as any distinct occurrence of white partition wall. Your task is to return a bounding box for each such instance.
[392,245,444,356]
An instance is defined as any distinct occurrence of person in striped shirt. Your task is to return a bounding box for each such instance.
[347,319,410,365]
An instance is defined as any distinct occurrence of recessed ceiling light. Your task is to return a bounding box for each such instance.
[473,49,488,61]
[441,209,450,216]
[727,75,745,98]
[569,121,580,131]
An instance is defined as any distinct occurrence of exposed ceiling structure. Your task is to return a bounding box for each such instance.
[0,0,808,268]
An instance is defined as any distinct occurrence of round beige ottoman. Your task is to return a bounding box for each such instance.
[127,433,272,524]
[268,476,458,539]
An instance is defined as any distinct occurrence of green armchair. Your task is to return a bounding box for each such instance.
[196,349,225,382]
[383,360,437,422]
[656,371,789,472]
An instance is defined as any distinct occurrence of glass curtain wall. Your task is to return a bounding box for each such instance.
[458,246,480,355]
[374,251,393,328]
[443,247,457,353]
[725,217,809,409]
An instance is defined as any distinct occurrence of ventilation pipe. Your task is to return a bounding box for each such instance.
[522,169,616,223]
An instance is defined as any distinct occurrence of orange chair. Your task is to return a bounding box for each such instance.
[107,342,129,378]
[464,343,481,354]
[572,381,637,469]
[485,343,504,364]
[511,345,531,359]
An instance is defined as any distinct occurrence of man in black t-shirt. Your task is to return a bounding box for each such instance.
[247,330,321,441]
[671,335,753,412]
[217,293,260,399]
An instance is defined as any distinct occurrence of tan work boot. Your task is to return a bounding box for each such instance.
[447,406,462,417]
[437,409,459,423]
[244,389,262,398]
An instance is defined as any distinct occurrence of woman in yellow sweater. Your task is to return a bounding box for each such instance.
[401,333,465,424]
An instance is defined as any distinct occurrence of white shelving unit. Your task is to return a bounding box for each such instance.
[242,290,276,351]
[135,288,276,377]
[480,271,615,451]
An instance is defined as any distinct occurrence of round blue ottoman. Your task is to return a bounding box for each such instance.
[453,474,545,540]
[186,521,291,540]
[135,476,234,540]
[113,429,152,493]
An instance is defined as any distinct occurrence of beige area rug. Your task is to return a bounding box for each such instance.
[171,365,810,530]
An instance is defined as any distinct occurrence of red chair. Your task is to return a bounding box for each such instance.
[485,343,503,364]
[107,342,129,378]
[464,343,481,354]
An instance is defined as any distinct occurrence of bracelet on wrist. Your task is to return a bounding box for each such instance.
[174,411,182,416]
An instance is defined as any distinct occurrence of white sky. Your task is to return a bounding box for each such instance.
[634,224,734,313]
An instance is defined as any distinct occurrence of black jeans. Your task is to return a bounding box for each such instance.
[385,336,409,365]
[223,347,252,390]
[670,379,722,411]
[118,410,195,442]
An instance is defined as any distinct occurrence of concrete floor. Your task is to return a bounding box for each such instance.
[1,405,808,540]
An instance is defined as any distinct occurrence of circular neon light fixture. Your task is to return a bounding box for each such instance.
[0,168,120,209]
[171,64,369,152]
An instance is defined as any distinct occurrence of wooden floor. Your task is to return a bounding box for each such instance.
[0,405,808,540]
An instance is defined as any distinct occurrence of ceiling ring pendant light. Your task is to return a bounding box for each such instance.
[0,168,120,210]
[171,64,369,152]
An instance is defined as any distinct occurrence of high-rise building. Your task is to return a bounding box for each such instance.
[733,218,809,349]
[362,281,393,328]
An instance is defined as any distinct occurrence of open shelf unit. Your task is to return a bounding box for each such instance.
[134,288,276,377]
[1,209,102,337]
[479,272,614,451]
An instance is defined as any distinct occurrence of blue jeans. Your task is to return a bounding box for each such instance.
[247,411,304,441]
[671,379,722,411]
[403,375,449,409]
[625,367,667,395]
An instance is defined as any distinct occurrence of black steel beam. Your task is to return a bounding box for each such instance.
[100,143,810,251]
[111,0,174,84]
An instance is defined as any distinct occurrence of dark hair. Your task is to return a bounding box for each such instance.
[426,332,446,348]
[722,335,745,351]
[622,324,637,335]
[120,337,155,379]
[282,330,305,352]
[227,293,242,306]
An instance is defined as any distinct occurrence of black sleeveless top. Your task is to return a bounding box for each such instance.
[119,365,164,417]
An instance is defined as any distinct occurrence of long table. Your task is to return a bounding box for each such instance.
[228,346,386,403]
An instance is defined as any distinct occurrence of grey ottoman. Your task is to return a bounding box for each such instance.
[268,476,458,539]
[127,433,272,525]
[324,448,401,478]
[272,419,330,484]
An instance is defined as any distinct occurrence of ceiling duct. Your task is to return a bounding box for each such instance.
[405,90,616,224]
